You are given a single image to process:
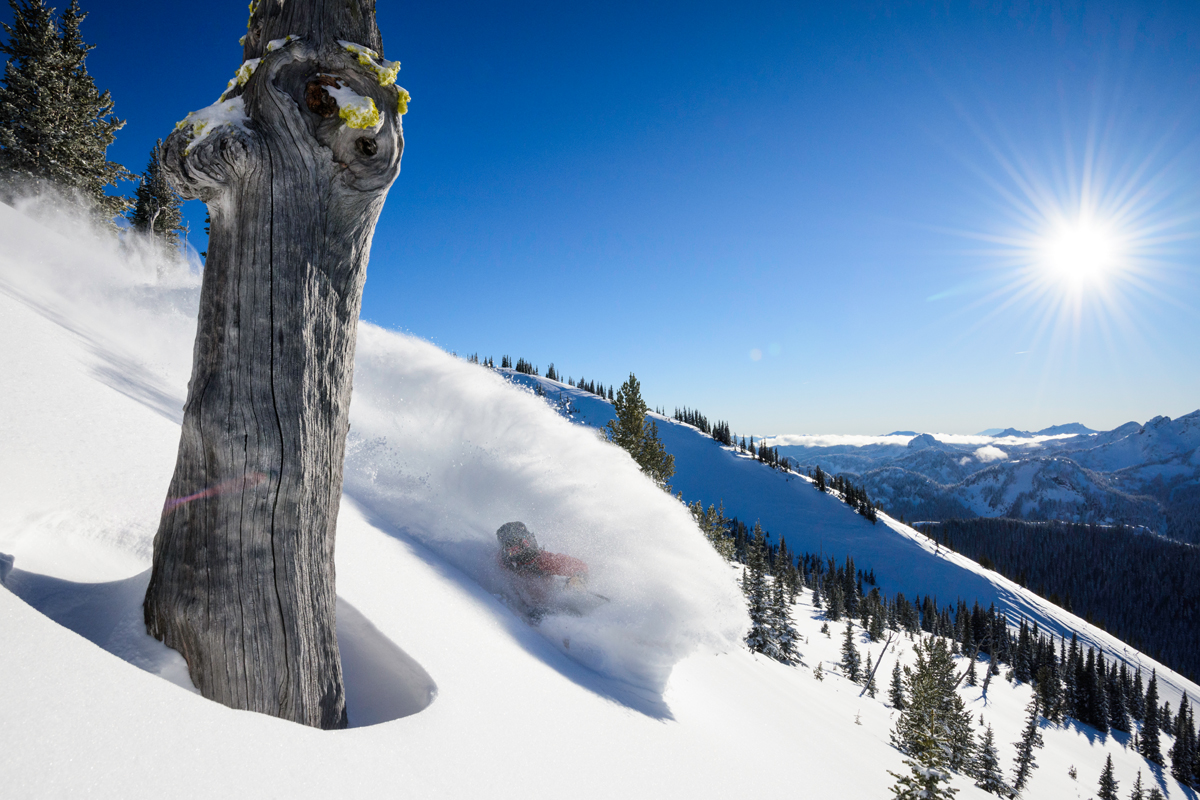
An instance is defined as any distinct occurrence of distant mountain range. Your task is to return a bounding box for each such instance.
[768,412,1200,543]
[976,423,1099,437]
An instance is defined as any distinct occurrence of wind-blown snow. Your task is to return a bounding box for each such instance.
[0,196,745,695]
[344,329,747,690]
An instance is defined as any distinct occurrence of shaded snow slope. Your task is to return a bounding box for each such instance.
[1,200,1197,799]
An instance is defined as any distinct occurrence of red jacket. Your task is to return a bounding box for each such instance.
[531,551,588,577]
[501,544,587,577]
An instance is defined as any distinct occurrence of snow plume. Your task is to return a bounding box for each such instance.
[0,196,746,698]
[0,198,201,580]
[0,193,202,416]
[973,445,1008,462]
[343,329,748,693]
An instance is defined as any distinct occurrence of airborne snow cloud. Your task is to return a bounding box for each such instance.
[0,197,747,695]
[342,328,748,692]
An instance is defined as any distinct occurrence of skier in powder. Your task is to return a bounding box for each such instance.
[496,521,589,618]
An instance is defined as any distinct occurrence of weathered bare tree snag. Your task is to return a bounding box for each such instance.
[144,0,405,729]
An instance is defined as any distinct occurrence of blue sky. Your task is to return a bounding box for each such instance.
[6,0,1200,434]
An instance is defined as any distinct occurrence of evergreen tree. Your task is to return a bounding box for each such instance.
[1141,672,1163,766]
[1011,696,1045,793]
[0,0,128,216]
[973,723,1011,796]
[128,138,183,243]
[1110,664,1131,733]
[1129,770,1145,800]
[1036,664,1063,724]
[1169,693,1195,787]
[869,605,886,642]
[689,500,735,561]
[826,580,845,622]
[1097,754,1119,800]
[864,651,878,697]
[892,637,974,771]
[1132,671,1146,721]
[841,620,861,682]
[742,524,773,657]
[888,710,960,800]
[1094,651,1111,733]
[890,660,907,709]
[770,570,799,664]
[606,373,674,489]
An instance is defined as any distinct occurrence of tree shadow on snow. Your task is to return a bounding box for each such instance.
[0,277,187,426]
[0,557,435,728]
[348,502,676,721]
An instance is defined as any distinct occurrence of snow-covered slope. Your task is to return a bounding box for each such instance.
[506,372,1198,707]
[1,200,1196,799]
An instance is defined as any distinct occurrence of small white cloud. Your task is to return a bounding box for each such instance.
[974,445,1007,462]
[749,348,763,361]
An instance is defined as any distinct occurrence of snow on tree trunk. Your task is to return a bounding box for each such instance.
[143,0,405,729]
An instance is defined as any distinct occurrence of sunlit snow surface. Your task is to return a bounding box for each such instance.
[2,198,1198,799]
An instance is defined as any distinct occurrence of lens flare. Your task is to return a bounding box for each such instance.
[162,471,269,514]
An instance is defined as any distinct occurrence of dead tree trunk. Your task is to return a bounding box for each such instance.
[144,0,405,729]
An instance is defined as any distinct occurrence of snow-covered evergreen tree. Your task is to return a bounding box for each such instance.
[1141,672,1164,766]
[1011,696,1044,793]
[973,723,1011,796]
[890,660,906,709]
[864,651,878,697]
[770,570,799,664]
[689,499,735,561]
[1129,769,1145,800]
[826,580,845,622]
[1096,754,1119,800]
[0,0,127,217]
[742,524,773,657]
[888,710,960,800]
[841,620,861,682]
[892,637,974,771]
[128,139,183,243]
[1169,693,1195,788]
[1109,664,1130,733]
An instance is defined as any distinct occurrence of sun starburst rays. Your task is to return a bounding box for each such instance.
[925,114,1198,384]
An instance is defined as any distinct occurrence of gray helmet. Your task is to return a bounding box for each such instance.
[497,521,540,570]
[497,521,539,548]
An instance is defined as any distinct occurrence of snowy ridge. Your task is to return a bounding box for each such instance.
[763,417,1200,538]
[0,199,1196,799]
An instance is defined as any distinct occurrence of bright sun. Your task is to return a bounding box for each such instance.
[1040,219,1119,286]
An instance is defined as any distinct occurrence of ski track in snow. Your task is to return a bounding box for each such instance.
[0,200,1197,799]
